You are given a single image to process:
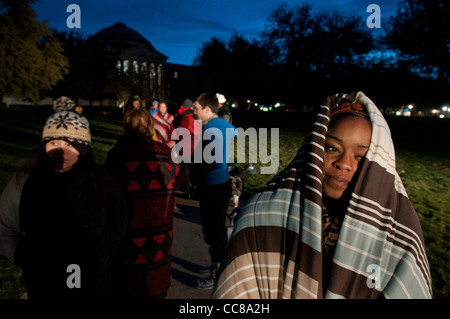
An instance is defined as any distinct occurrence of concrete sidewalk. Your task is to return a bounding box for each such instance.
[166,192,211,299]
[166,191,236,299]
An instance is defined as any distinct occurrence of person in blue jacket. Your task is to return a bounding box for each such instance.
[191,92,237,289]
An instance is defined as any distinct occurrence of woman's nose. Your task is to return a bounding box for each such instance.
[333,153,353,171]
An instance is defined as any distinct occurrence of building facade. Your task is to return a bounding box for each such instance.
[91,22,192,109]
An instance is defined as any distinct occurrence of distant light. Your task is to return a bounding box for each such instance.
[405,108,409,112]
[432,109,439,114]
[408,104,414,109]
[395,111,402,116]
[247,100,250,103]
[255,103,258,106]
[443,106,448,111]
[439,114,445,119]
[262,107,269,112]
[231,103,236,108]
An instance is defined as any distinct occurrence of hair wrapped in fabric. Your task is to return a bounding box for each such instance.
[329,93,370,121]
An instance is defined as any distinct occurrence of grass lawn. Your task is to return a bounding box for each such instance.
[0,105,448,298]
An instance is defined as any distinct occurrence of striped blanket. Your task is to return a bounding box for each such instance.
[212,91,432,299]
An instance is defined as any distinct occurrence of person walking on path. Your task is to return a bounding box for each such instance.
[191,92,237,289]
[0,96,128,299]
[105,108,183,299]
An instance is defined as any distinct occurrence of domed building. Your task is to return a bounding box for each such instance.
[90,22,191,108]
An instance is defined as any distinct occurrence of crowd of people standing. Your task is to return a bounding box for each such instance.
[0,90,432,299]
[0,92,239,299]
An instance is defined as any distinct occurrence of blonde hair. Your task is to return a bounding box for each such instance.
[124,109,155,138]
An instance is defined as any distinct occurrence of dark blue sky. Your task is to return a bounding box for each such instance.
[32,0,402,65]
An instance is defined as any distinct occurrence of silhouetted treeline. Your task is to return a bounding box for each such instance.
[47,0,449,111]
[192,0,449,110]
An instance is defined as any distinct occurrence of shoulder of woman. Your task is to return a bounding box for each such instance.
[0,171,29,205]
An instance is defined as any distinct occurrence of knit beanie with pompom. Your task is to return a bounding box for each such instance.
[41,96,92,155]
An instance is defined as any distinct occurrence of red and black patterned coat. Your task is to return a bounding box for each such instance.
[105,136,183,299]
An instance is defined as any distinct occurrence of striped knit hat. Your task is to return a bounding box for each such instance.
[41,96,92,155]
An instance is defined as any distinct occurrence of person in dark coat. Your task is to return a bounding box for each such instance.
[0,96,129,299]
[105,108,183,299]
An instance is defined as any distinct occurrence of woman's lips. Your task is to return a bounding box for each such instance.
[325,175,350,188]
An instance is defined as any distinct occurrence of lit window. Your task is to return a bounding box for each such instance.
[123,60,130,75]
[116,60,122,74]
[141,62,147,73]
[149,63,156,80]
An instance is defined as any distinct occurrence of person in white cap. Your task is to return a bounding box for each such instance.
[216,93,232,124]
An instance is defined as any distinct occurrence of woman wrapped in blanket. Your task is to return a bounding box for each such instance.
[212,91,432,299]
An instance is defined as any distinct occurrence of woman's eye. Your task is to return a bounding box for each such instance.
[325,145,338,152]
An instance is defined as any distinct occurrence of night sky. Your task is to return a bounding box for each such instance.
[32,0,402,65]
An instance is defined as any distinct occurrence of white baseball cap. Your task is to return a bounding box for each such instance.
[216,93,226,104]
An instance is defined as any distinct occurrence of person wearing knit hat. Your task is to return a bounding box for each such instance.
[0,96,129,299]
[41,96,92,157]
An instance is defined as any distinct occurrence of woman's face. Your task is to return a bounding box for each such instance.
[323,115,372,200]
[158,103,167,115]
[132,100,141,109]
[45,140,80,173]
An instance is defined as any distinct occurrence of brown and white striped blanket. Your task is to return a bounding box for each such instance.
[212,91,432,299]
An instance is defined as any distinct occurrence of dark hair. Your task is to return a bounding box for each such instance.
[196,92,219,114]
[329,112,371,130]
[124,108,155,138]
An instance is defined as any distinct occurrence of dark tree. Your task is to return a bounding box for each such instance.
[385,0,449,81]
[193,37,231,92]
[260,3,374,105]
[193,34,274,106]
[0,0,69,105]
